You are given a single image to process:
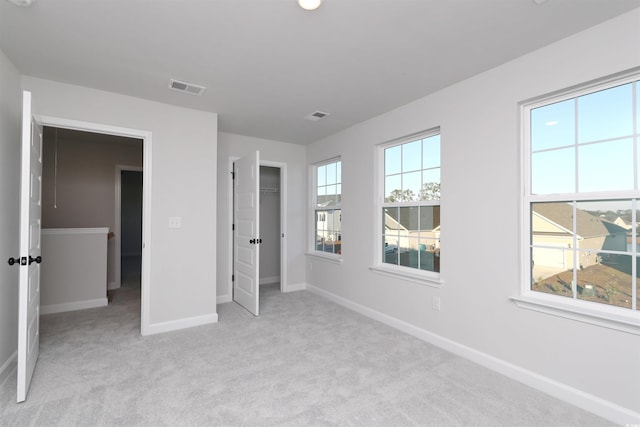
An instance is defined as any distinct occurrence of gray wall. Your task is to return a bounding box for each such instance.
[23,76,218,330]
[305,9,640,417]
[42,128,142,228]
[0,48,22,384]
[259,166,280,283]
[217,132,306,300]
[41,128,142,286]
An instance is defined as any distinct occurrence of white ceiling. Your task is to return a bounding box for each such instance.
[1,0,639,145]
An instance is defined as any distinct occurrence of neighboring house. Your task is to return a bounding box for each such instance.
[531,203,628,271]
[613,216,632,230]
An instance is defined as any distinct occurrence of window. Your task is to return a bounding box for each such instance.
[522,70,640,329]
[313,159,342,256]
[378,131,441,278]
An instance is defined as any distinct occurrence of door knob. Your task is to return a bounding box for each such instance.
[28,256,42,265]
[7,257,19,266]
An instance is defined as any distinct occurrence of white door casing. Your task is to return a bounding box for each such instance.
[233,151,260,316]
[17,91,43,403]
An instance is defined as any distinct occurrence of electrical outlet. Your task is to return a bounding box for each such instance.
[432,296,441,311]
[168,216,182,229]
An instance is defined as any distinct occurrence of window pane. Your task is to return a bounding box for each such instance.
[577,253,632,309]
[326,209,342,237]
[385,175,402,202]
[420,170,440,200]
[402,171,421,201]
[531,99,575,151]
[420,205,440,230]
[578,139,633,192]
[325,184,337,207]
[398,206,419,230]
[578,83,633,143]
[326,162,337,185]
[531,147,575,194]
[385,145,401,175]
[531,201,574,277]
[575,200,631,256]
[531,253,574,299]
[415,236,440,272]
[399,237,419,269]
[317,165,326,186]
[336,161,342,184]
[383,207,400,232]
[402,140,421,172]
[316,185,327,207]
[383,235,399,265]
[422,135,440,169]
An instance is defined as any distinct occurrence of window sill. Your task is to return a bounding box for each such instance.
[305,252,343,265]
[369,265,443,288]
[511,294,640,335]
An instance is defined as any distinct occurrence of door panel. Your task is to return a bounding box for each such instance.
[17,91,42,403]
[233,151,260,316]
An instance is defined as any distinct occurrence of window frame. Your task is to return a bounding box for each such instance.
[516,68,640,335]
[371,128,443,287]
[308,157,343,263]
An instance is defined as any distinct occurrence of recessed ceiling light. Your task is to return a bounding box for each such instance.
[298,0,322,11]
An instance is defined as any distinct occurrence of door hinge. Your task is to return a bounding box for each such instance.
[232,274,235,282]
[232,223,235,231]
[231,171,235,180]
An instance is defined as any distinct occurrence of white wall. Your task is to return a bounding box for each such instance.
[40,228,109,314]
[23,77,218,329]
[217,132,306,300]
[305,9,640,421]
[0,49,22,384]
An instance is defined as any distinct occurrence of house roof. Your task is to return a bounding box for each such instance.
[1,1,638,145]
[532,203,628,238]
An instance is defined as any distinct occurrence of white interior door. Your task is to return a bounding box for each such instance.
[233,151,260,316]
[17,91,43,403]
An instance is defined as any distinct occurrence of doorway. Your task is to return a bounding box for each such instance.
[36,116,152,334]
[230,155,287,315]
[41,128,143,298]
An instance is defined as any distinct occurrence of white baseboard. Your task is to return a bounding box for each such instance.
[0,351,17,387]
[143,313,218,336]
[260,276,280,285]
[305,284,640,426]
[283,282,306,293]
[41,298,108,315]
[217,294,232,304]
[107,281,120,290]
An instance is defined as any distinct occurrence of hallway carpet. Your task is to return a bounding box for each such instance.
[0,285,612,426]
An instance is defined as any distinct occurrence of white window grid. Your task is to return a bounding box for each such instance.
[522,70,640,313]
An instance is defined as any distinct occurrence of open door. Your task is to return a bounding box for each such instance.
[17,91,43,402]
[233,151,260,316]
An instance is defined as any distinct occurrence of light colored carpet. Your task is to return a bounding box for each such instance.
[1,284,613,426]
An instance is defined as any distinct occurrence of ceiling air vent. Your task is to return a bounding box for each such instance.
[304,111,330,121]
[168,79,206,96]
